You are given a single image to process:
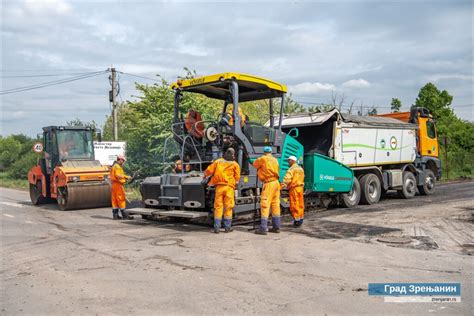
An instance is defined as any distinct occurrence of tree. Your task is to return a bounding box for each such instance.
[367,107,378,116]
[66,118,97,128]
[0,136,22,171]
[390,98,402,113]
[414,82,453,119]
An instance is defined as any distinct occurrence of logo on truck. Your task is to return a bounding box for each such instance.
[380,139,386,149]
[390,136,398,149]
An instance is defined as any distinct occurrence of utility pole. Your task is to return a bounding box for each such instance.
[109,67,118,140]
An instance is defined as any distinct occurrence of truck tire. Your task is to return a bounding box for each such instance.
[341,177,361,208]
[360,173,381,205]
[418,169,436,195]
[397,171,416,199]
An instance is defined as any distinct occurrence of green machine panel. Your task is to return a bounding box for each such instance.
[278,134,305,182]
[304,153,353,193]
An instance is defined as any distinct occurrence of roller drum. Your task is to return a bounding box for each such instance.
[59,182,111,210]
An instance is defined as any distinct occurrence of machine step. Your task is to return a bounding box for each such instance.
[126,207,208,219]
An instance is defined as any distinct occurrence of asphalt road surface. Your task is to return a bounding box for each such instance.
[1,181,473,315]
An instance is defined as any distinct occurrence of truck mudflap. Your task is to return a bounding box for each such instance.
[304,153,354,193]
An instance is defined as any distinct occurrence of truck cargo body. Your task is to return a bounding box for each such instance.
[278,109,440,206]
[333,122,417,167]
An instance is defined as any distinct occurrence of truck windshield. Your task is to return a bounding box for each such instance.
[57,130,94,160]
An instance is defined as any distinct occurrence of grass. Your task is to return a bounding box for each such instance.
[0,173,29,190]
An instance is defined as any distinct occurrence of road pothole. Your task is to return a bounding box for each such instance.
[376,235,438,250]
[150,238,184,247]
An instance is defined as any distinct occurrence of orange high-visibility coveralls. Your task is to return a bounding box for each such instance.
[227,105,246,127]
[204,158,241,221]
[282,163,305,221]
[253,154,280,219]
[110,163,129,209]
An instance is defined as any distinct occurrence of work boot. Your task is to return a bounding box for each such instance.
[294,219,303,227]
[120,209,133,220]
[255,218,268,235]
[112,209,122,220]
[269,216,281,233]
[212,219,221,234]
[223,218,233,233]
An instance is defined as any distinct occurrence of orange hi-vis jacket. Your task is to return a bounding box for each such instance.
[110,163,129,209]
[282,163,305,189]
[204,158,241,189]
[253,153,279,182]
[227,105,246,127]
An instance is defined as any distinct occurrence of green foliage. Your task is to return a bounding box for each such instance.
[0,134,37,181]
[66,118,97,129]
[0,136,22,171]
[367,107,378,115]
[412,83,472,179]
[8,151,37,180]
[390,98,402,112]
[414,82,453,120]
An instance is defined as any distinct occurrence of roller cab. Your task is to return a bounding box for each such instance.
[28,126,111,210]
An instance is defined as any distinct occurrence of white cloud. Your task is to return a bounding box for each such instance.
[341,78,371,88]
[25,0,72,15]
[425,74,472,83]
[289,82,336,95]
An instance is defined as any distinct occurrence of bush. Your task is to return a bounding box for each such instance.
[0,136,22,171]
[8,152,37,180]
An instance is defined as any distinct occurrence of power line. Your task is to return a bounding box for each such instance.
[119,71,161,82]
[0,68,104,72]
[0,71,108,95]
[0,71,105,78]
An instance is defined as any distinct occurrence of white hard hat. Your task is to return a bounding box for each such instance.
[287,155,297,162]
[117,154,126,161]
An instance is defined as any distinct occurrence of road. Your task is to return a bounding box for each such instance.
[1,182,473,315]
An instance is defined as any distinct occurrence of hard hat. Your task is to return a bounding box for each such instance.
[287,155,297,162]
[263,146,272,153]
[117,154,126,161]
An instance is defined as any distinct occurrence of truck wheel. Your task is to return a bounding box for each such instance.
[360,174,381,205]
[341,177,361,208]
[397,171,416,199]
[30,181,45,205]
[418,169,436,195]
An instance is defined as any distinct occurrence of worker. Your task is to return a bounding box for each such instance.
[204,148,241,234]
[281,156,305,227]
[226,104,246,127]
[253,146,281,235]
[110,154,132,220]
[59,134,76,158]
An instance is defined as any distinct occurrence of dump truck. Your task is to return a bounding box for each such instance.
[127,72,355,222]
[277,107,440,207]
[28,126,111,210]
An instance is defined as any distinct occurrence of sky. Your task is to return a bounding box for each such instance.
[1,0,472,137]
